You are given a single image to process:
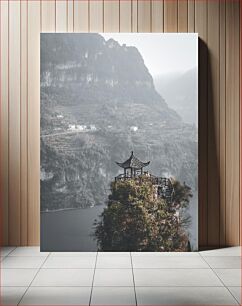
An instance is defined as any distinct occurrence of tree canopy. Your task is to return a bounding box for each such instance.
[94,176,192,252]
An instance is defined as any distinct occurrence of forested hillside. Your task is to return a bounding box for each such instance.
[40,33,197,212]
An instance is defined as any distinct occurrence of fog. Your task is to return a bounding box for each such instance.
[101,33,198,77]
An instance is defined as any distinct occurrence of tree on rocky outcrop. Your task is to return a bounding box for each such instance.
[94,176,192,251]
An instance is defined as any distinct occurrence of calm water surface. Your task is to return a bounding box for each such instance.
[41,205,104,251]
[41,197,197,251]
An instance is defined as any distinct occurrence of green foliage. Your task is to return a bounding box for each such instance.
[94,176,192,251]
[40,33,198,214]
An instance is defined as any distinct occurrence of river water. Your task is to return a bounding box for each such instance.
[41,205,104,251]
[41,197,197,251]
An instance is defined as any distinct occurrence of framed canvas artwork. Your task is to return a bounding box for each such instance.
[40,33,198,252]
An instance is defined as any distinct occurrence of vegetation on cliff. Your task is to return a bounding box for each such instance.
[94,176,192,251]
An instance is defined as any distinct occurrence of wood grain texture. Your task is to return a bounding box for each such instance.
[225,0,240,246]
[9,0,21,246]
[241,0,242,248]
[138,0,151,32]
[120,0,132,32]
[67,0,74,32]
[20,0,28,246]
[178,0,188,32]
[0,0,9,246]
[1,0,241,247]
[104,0,119,32]
[195,0,208,247]
[27,1,40,245]
[219,0,226,246]
[42,0,56,31]
[164,0,178,32]
[90,0,103,32]
[188,0,195,33]
[132,0,138,32]
[151,0,164,32]
[41,0,56,32]
[207,0,220,246]
[56,0,67,32]
[74,0,88,32]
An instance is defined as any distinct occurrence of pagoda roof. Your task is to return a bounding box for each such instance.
[116,151,150,169]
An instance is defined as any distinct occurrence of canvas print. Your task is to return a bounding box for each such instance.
[41,33,198,252]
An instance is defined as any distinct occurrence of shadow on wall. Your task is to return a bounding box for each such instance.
[198,38,220,249]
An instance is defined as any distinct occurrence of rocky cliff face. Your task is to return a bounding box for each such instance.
[40,33,197,212]
[41,34,181,131]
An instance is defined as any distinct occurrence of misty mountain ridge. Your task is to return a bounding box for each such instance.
[40,33,197,212]
[41,33,182,128]
[154,68,198,126]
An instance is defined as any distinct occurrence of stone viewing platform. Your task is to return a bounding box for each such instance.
[115,151,174,202]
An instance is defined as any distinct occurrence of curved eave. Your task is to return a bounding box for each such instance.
[143,161,150,167]
[115,162,125,168]
[116,160,150,169]
[130,161,150,169]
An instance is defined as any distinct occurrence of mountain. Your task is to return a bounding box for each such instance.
[154,69,198,126]
[40,33,197,212]
[41,33,181,131]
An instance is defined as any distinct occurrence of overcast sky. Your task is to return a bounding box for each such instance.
[101,33,198,77]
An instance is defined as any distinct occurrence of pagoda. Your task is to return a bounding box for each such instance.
[115,151,174,202]
[115,151,150,179]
